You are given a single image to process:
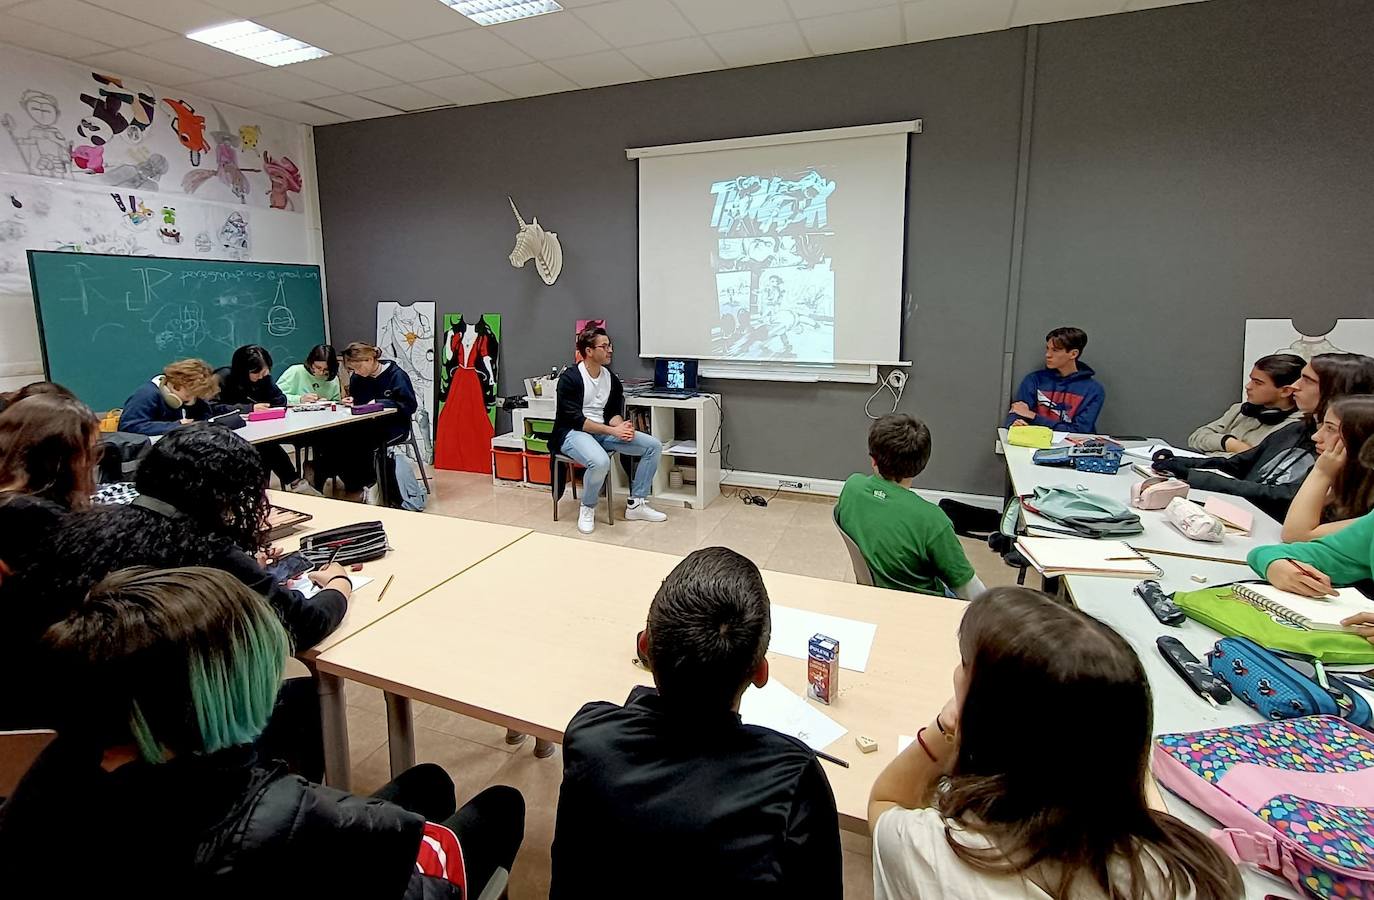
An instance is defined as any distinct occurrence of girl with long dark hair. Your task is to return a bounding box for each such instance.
[1282,394,1374,542]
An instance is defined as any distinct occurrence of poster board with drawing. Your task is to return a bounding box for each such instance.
[377,301,436,463]
[1243,319,1374,389]
[434,313,501,473]
[28,250,324,412]
[574,317,606,362]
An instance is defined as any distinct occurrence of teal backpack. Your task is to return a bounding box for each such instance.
[1023,486,1144,538]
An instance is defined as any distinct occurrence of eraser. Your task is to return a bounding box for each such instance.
[1190,574,1208,583]
[855,735,879,754]
[350,563,363,571]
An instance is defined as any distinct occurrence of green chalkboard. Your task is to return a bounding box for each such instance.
[27,251,326,413]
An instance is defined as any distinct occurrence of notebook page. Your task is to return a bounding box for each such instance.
[1244,583,1374,628]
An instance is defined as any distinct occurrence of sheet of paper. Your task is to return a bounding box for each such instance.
[288,573,374,598]
[1123,443,1205,461]
[739,680,847,752]
[769,604,877,672]
[898,734,913,754]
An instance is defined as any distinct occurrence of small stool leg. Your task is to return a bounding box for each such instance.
[551,459,560,521]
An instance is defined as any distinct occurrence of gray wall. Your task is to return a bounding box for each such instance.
[315,0,1374,496]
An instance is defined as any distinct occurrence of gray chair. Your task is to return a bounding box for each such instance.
[831,506,874,586]
[553,453,614,526]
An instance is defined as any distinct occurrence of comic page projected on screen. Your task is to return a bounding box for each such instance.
[711,171,837,362]
[635,126,910,368]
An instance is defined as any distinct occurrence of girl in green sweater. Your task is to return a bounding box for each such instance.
[1248,434,1374,641]
[275,344,343,404]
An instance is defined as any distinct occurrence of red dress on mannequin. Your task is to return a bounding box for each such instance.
[434,330,494,473]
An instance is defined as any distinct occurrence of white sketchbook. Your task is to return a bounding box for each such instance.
[740,680,847,752]
[769,604,877,672]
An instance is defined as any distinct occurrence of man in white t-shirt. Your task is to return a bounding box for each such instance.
[551,326,666,534]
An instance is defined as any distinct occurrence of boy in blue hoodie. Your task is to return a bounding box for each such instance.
[1006,327,1105,434]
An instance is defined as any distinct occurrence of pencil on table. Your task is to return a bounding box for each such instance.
[378,574,395,602]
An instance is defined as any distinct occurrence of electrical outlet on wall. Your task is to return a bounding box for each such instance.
[779,479,807,490]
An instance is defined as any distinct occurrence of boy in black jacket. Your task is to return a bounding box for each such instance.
[551,325,665,534]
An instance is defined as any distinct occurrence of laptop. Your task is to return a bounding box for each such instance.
[638,358,699,399]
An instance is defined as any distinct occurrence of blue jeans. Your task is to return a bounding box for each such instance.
[560,429,662,508]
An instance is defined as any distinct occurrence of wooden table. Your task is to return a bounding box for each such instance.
[316,532,966,832]
[266,491,531,785]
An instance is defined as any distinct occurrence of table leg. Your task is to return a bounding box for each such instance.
[318,672,352,790]
[533,737,556,759]
[385,691,417,777]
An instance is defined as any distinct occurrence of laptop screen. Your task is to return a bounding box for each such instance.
[655,358,698,391]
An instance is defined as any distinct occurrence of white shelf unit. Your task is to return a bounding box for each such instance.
[503,392,721,509]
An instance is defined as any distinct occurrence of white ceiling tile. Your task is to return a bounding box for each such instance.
[902,0,1014,42]
[489,10,608,59]
[786,0,895,18]
[131,37,270,75]
[279,53,398,89]
[183,78,286,108]
[1010,0,1124,26]
[358,82,449,110]
[706,22,809,67]
[81,49,207,85]
[328,0,472,39]
[574,0,695,47]
[229,68,335,100]
[258,99,348,124]
[414,28,531,71]
[479,62,578,97]
[547,49,645,87]
[84,0,238,33]
[258,3,395,53]
[414,74,512,105]
[8,0,175,46]
[311,92,402,118]
[673,0,793,33]
[799,5,902,55]
[0,15,117,58]
[200,0,311,16]
[621,35,721,77]
[347,43,460,81]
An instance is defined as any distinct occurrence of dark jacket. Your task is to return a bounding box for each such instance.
[550,364,625,458]
[215,366,288,413]
[550,686,843,899]
[0,740,458,900]
[349,361,418,444]
[119,377,229,436]
[1005,363,1105,433]
[1157,420,1316,520]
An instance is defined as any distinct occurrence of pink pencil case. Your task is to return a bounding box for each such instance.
[246,407,287,421]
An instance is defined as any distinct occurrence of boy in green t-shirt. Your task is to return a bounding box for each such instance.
[835,414,986,599]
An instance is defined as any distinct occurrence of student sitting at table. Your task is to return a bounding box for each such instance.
[316,342,419,502]
[1188,353,1304,455]
[550,547,842,898]
[0,379,77,414]
[868,586,1243,900]
[1281,395,1374,542]
[552,324,666,535]
[0,566,527,898]
[3,425,350,772]
[1154,353,1374,520]
[276,343,344,404]
[215,344,319,496]
[1005,327,1104,434]
[118,358,226,436]
[836,414,985,598]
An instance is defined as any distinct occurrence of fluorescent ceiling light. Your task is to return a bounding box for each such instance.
[187,21,330,67]
[439,0,564,27]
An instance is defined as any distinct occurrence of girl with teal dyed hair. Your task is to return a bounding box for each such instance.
[0,566,526,898]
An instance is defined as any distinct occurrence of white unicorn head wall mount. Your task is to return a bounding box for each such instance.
[507,197,562,286]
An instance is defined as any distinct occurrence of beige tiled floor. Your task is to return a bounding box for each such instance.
[335,470,1018,898]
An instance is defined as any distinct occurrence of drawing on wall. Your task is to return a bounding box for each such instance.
[574,317,605,362]
[377,301,436,463]
[508,197,562,285]
[100,149,168,189]
[2,90,71,178]
[183,108,258,202]
[1243,319,1374,385]
[77,73,154,147]
[263,153,301,211]
[435,313,501,473]
[161,98,209,166]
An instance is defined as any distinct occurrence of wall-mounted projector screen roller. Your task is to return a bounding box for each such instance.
[629,121,917,379]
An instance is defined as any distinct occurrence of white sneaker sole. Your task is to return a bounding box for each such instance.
[625,506,666,523]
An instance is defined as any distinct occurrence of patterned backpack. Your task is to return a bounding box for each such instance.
[1154,716,1374,899]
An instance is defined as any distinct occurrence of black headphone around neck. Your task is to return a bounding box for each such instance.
[1240,403,1295,425]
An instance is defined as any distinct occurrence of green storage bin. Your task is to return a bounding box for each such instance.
[526,419,555,435]
[523,435,549,454]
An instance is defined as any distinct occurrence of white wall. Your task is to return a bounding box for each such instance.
[0,44,323,392]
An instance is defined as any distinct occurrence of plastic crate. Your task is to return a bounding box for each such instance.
[523,435,550,454]
[492,448,525,481]
[525,451,552,485]
[526,419,554,435]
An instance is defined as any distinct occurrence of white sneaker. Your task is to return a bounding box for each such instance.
[626,499,666,522]
[287,478,322,497]
[577,505,597,534]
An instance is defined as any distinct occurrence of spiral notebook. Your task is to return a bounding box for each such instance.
[1013,536,1162,578]
[1230,583,1374,632]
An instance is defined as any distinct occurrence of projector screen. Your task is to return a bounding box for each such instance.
[632,123,915,368]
